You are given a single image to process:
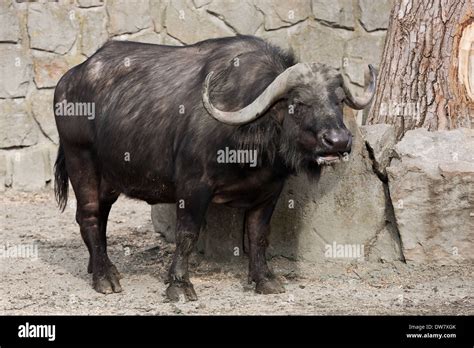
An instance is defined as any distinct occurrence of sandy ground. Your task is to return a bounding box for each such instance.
[1,190,473,315]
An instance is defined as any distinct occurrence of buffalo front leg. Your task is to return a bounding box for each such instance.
[246,189,285,294]
[166,186,212,302]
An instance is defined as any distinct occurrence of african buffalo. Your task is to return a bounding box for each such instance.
[53,35,375,301]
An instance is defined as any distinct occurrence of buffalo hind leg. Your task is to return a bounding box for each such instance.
[246,191,285,294]
[166,185,212,302]
[65,147,122,294]
[86,178,121,283]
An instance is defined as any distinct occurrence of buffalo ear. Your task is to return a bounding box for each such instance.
[335,86,345,102]
[272,103,287,124]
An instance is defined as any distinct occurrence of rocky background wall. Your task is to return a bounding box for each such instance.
[0,0,393,191]
[2,0,470,265]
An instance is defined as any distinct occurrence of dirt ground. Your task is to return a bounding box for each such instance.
[1,190,472,315]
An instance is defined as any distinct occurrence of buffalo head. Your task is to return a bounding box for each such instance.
[202,62,376,169]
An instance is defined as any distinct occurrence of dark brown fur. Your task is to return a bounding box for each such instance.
[54,35,351,299]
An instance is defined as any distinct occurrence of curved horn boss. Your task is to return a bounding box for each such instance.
[342,64,377,110]
[202,63,376,125]
[202,63,314,125]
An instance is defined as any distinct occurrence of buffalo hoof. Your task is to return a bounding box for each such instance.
[166,282,198,302]
[88,258,122,280]
[255,277,286,294]
[92,265,123,294]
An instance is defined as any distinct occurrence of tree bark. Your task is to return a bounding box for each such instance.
[367,0,474,139]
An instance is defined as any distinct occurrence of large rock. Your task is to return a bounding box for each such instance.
[254,0,311,30]
[0,45,32,98]
[151,204,176,243]
[10,146,49,191]
[0,1,20,43]
[106,0,152,35]
[312,0,355,30]
[207,0,263,35]
[361,123,396,177]
[32,51,70,88]
[359,0,393,32]
[0,98,38,148]
[125,30,162,45]
[268,110,400,261]
[151,109,402,262]
[193,0,212,8]
[0,151,7,191]
[387,128,474,264]
[343,33,386,88]
[41,142,59,185]
[345,33,386,65]
[79,7,108,57]
[27,3,78,54]
[162,34,184,46]
[259,21,349,69]
[165,0,233,44]
[76,0,104,8]
[289,21,349,69]
[30,89,59,144]
[150,0,168,32]
[151,203,244,261]
[257,21,301,53]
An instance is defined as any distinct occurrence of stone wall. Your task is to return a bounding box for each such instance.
[0,0,393,190]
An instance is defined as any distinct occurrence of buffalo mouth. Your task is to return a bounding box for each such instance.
[315,153,345,166]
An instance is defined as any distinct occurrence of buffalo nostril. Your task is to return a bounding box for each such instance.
[321,130,351,152]
[322,133,335,147]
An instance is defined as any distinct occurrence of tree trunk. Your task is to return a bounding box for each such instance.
[367,0,473,139]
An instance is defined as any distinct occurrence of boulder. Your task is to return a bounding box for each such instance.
[151,109,402,262]
[151,204,176,243]
[0,151,7,191]
[165,0,233,44]
[268,110,400,262]
[312,0,355,30]
[193,0,212,8]
[149,0,168,32]
[10,146,49,191]
[0,1,20,43]
[79,7,108,57]
[361,123,396,177]
[32,51,70,88]
[42,142,59,185]
[387,128,474,264]
[259,21,349,69]
[254,0,311,30]
[27,3,78,54]
[207,0,263,35]
[30,89,59,144]
[76,0,104,8]
[126,30,162,45]
[162,34,184,46]
[106,0,152,35]
[345,33,386,66]
[359,0,393,32]
[0,98,38,148]
[0,45,32,98]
